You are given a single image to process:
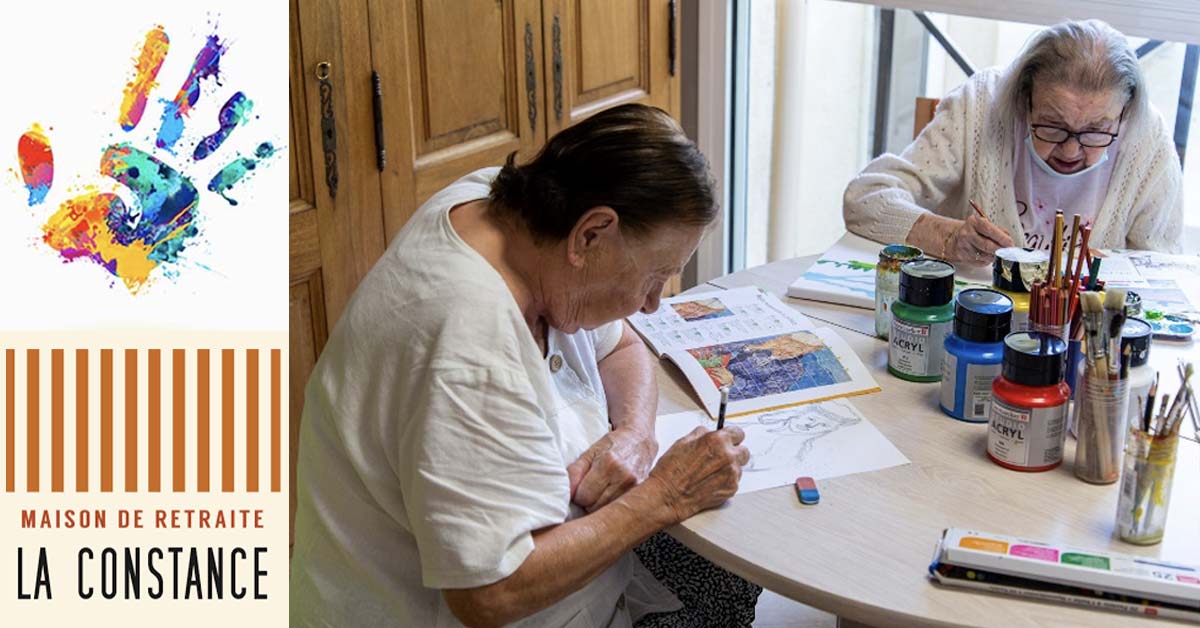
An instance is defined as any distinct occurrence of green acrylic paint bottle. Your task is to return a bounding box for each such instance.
[889,259,955,382]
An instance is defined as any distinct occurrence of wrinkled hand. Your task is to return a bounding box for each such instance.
[942,211,1014,265]
[644,426,749,524]
[568,427,658,512]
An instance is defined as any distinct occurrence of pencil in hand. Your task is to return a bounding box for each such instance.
[717,385,729,430]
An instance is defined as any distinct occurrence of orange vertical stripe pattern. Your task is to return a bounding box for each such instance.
[26,349,39,492]
[148,349,161,492]
[101,349,113,492]
[76,349,88,492]
[246,349,259,492]
[197,349,210,492]
[5,349,14,492]
[222,349,234,492]
[51,349,64,492]
[271,349,281,493]
[124,349,137,491]
[4,346,281,494]
[172,349,185,492]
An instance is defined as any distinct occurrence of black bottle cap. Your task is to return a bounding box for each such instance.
[1120,318,1153,368]
[954,289,1013,343]
[899,259,955,307]
[1002,331,1067,387]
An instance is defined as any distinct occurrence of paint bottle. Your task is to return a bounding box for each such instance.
[992,247,1049,332]
[940,289,1013,422]
[874,244,924,339]
[889,259,955,382]
[1121,318,1154,418]
[987,331,1070,471]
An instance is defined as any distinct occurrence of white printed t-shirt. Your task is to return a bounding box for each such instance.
[1013,122,1119,251]
[289,168,643,627]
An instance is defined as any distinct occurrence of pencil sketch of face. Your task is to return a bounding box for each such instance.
[745,405,860,472]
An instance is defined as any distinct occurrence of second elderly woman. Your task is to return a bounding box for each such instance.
[844,19,1184,264]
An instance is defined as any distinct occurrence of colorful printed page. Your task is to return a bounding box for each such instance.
[654,398,908,495]
[628,287,814,357]
[665,326,881,417]
[786,232,882,309]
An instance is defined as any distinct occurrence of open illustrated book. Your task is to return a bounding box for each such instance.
[628,286,903,495]
[627,286,881,418]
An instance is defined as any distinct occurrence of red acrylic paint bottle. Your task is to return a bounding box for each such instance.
[987,331,1071,472]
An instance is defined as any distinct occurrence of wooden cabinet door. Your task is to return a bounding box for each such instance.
[290,0,388,549]
[369,0,548,241]
[541,0,681,137]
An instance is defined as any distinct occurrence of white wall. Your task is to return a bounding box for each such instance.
[744,0,778,268]
[750,0,876,264]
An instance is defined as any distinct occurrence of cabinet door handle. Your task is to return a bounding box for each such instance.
[316,61,338,199]
[552,14,563,121]
[668,0,677,76]
[524,22,537,132]
[371,71,386,171]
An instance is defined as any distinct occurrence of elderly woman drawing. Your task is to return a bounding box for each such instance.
[290,104,760,627]
[844,19,1184,265]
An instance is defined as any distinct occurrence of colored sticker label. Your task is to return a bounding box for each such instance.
[959,536,1009,554]
[1010,544,1059,562]
[1061,553,1110,570]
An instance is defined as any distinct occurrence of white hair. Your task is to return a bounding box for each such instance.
[995,19,1147,130]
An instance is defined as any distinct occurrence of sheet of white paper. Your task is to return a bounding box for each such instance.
[628,286,813,356]
[1091,252,1148,287]
[654,399,910,495]
[666,326,880,417]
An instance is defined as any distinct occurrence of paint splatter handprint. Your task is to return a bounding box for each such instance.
[14,25,278,293]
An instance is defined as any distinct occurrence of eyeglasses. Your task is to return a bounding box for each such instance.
[1030,124,1119,148]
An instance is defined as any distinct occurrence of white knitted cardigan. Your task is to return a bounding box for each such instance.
[843,67,1184,253]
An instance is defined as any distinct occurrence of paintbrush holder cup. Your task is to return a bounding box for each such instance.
[1029,321,1068,341]
[1115,429,1178,545]
[1073,373,1129,484]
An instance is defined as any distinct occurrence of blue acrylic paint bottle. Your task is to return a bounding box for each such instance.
[940,289,1013,422]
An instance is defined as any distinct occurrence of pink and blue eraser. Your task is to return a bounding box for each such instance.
[795,476,819,505]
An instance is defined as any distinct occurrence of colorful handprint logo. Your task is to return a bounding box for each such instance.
[15,25,278,293]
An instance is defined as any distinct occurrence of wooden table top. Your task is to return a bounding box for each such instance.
[658,254,1200,628]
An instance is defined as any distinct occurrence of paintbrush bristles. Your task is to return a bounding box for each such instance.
[1080,291,1105,371]
[1104,288,1126,312]
[1080,291,1103,314]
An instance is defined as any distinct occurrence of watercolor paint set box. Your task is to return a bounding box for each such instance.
[929,528,1200,622]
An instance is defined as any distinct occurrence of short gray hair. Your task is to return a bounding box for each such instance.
[997,19,1147,130]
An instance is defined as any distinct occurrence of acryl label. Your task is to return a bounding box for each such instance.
[987,397,1066,470]
[889,319,947,378]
